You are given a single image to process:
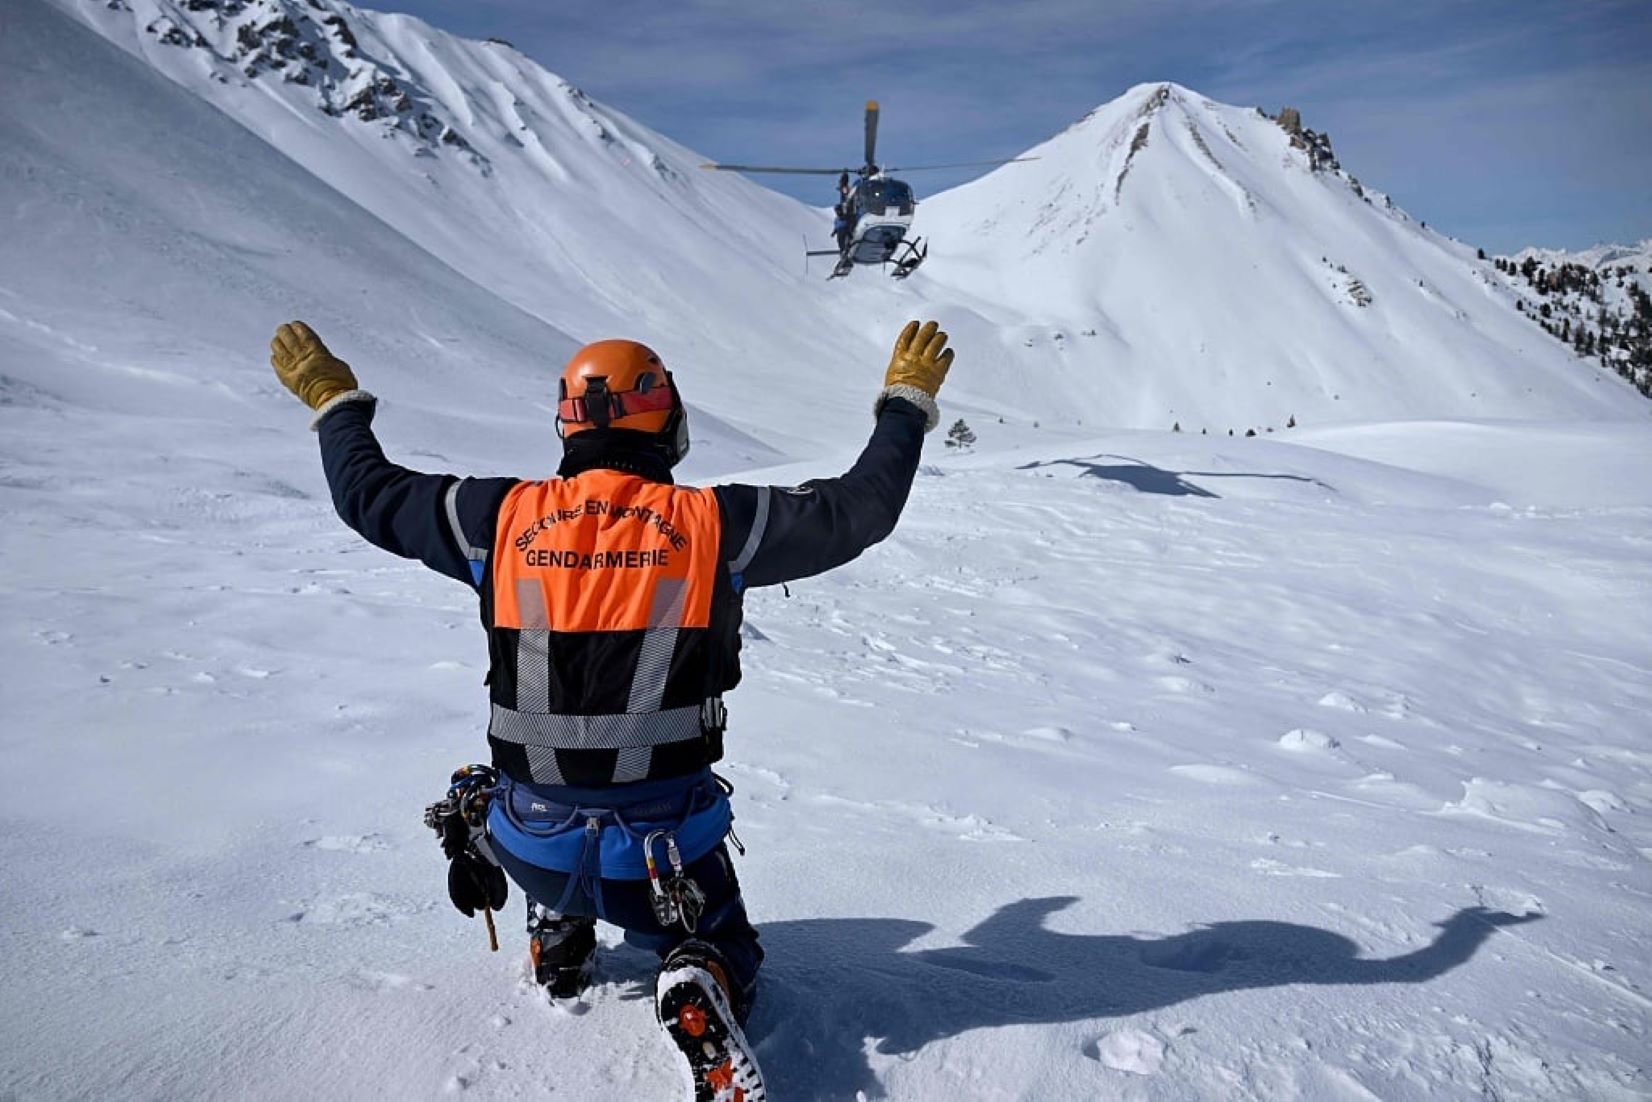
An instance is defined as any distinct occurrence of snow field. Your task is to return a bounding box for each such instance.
[8,422,1650,1099]
[720,433,1650,1098]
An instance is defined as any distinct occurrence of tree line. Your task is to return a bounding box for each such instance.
[1493,254,1652,399]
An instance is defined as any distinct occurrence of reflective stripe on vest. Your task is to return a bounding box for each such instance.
[489,704,705,750]
[486,470,723,785]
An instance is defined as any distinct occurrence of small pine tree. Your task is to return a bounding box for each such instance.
[1172,421,1182,433]
[1287,414,1297,428]
[944,419,976,450]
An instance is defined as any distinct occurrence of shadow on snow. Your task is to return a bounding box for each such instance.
[746,897,1539,1099]
[1018,454,1334,498]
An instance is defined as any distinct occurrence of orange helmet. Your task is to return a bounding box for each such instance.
[556,339,689,465]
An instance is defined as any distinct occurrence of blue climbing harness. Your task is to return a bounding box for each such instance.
[485,768,733,923]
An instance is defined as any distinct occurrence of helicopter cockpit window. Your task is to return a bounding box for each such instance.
[858,179,915,217]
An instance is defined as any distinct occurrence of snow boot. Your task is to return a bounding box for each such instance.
[655,941,765,1102]
[527,908,596,998]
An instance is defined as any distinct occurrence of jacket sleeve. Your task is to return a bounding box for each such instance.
[316,397,515,587]
[713,396,928,589]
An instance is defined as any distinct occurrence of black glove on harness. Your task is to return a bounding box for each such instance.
[448,850,509,917]
[425,765,508,918]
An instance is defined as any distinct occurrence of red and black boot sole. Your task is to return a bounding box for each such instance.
[656,963,765,1102]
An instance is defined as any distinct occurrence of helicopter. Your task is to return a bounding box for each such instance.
[702,101,1034,280]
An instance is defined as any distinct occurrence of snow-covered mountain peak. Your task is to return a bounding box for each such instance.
[910,82,1634,429]
[936,82,1372,260]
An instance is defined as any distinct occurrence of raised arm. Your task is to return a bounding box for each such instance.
[270,321,512,587]
[715,320,955,589]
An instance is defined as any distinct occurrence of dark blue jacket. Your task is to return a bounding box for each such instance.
[316,396,928,598]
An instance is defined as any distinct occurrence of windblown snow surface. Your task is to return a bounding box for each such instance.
[3,1,1651,1099]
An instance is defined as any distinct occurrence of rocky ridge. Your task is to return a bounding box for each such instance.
[107,0,486,166]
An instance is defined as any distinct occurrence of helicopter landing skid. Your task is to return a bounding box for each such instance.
[827,254,855,280]
[889,238,927,280]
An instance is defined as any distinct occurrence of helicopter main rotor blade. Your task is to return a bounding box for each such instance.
[864,100,879,169]
[881,157,1040,173]
[700,163,853,176]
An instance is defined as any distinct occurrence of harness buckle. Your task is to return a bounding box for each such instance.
[700,696,727,734]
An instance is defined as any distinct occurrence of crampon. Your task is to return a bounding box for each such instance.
[655,952,764,1102]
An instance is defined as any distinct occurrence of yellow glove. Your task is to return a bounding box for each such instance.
[876,319,954,431]
[270,320,359,412]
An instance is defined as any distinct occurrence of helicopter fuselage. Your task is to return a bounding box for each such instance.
[702,98,1029,279]
[841,175,918,265]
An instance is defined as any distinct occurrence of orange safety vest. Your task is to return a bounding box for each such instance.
[482,470,732,786]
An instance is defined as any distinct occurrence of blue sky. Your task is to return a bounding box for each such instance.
[391,1,1650,253]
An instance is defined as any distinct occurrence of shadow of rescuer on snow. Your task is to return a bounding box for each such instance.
[269,318,955,1101]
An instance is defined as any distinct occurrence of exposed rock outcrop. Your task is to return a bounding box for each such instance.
[1276,105,1339,172]
[135,0,485,167]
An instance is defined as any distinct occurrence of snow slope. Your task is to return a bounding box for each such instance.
[46,0,905,457]
[4,1,1652,1099]
[41,1,1649,442]
[0,0,590,475]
